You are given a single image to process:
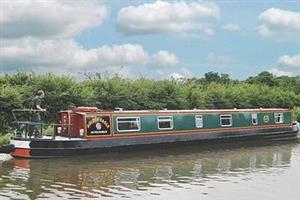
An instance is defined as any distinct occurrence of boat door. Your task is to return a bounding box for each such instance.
[85,115,111,138]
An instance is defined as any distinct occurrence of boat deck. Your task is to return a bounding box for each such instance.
[14,135,86,141]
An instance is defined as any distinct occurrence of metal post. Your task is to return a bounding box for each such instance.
[26,123,29,138]
[52,124,56,140]
[40,123,43,138]
[68,124,71,139]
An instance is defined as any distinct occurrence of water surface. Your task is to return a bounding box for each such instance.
[1,141,300,200]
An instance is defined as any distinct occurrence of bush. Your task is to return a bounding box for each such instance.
[0,72,299,132]
[0,134,12,145]
[292,107,300,122]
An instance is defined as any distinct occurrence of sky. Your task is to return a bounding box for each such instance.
[0,0,299,80]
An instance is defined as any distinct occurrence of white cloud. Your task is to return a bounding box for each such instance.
[165,67,193,81]
[116,1,219,36]
[0,39,178,72]
[257,8,300,38]
[0,0,180,79]
[88,66,137,79]
[168,72,186,80]
[179,67,193,77]
[257,24,273,37]
[207,53,232,65]
[268,68,292,77]
[223,23,241,31]
[278,54,300,69]
[268,53,300,77]
[151,51,178,66]
[0,0,108,39]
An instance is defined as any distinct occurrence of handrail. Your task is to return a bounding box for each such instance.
[12,121,46,125]
[12,109,46,122]
[11,109,73,140]
[13,120,72,140]
[12,109,46,112]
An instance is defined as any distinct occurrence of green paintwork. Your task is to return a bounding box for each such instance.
[112,111,292,134]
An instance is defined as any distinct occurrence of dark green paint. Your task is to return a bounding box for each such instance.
[112,112,292,134]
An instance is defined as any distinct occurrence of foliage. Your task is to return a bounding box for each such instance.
[293,107,300,122]
[0,72,299,132]
[0,133,12,145]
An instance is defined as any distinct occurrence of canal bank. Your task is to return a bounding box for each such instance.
[0,153,12,163]
[0,134,12,162]
[0,134,14,160]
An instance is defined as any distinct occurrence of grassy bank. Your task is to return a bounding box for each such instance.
[0,134,11,146]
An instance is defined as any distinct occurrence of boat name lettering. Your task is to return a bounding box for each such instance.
[87,117,110,129]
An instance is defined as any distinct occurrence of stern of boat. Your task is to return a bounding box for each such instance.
[292,121,300,138]
[10,139,31,158]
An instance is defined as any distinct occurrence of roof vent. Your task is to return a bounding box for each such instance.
[73,107,99,112]
[115,107,123,111]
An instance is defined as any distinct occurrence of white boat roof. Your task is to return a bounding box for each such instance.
[112,108,289,113]
[63,107,290,114]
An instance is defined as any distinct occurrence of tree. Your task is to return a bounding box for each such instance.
[247,71,278,87]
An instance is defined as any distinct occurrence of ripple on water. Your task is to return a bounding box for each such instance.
[0,142,299,200]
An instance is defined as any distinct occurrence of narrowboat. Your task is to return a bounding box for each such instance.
[7,107,300,158]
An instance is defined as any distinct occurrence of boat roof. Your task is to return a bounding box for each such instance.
[66,108,290,115]
[112,108,289,113]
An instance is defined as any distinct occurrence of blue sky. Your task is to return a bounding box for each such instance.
[0,0,299,79]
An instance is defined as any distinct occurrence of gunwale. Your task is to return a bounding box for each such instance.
[85,124,292,138]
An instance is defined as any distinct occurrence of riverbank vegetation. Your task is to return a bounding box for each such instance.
[0,71,299,135]
[0,134,11,145]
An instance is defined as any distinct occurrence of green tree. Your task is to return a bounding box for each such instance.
[246,71,278,87]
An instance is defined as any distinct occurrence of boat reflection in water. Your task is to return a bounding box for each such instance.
[0,141,298,199]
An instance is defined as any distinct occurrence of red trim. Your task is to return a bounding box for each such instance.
[87,124,292,139]
[112,110,291,115]
[11,148,31,158]
[112,125,291,138]
[66,109,291,116]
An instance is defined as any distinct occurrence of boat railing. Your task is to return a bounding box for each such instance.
[12,109,72,140]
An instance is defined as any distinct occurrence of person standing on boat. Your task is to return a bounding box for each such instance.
[30,90,46,138]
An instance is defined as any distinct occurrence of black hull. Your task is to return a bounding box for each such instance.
[0,144,15,154]
[11,127,299,158]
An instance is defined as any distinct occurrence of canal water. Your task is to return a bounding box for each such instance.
[0,141,300,200]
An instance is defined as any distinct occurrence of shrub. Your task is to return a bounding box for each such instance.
[0,134,12,145]
[292,107,300,122]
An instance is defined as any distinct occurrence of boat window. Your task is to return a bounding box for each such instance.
[274,113,284,124]
[220,115,232,127]
[117,117,141,132]
[158,116,173,130]
[195,115,203,128]
[252,114,258,125]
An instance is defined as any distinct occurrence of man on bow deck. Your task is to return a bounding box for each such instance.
[30,90,46,138]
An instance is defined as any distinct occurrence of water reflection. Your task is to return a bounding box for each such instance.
[0,141,299,199]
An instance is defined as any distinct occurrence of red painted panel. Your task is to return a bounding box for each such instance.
[11,148,31,158]
[60,107,109,138]
[60,111,70,137]
[70,113,85,137]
